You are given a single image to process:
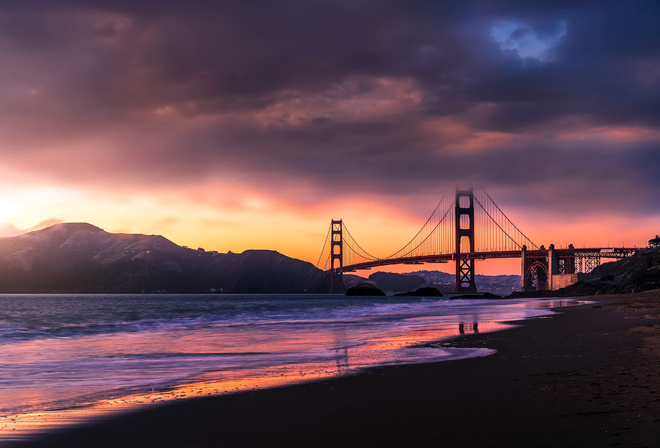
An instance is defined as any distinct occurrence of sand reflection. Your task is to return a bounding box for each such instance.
[0,322,501,439]
[0,298,586,440]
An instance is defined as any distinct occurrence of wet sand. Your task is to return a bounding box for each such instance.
[11,291,660,447]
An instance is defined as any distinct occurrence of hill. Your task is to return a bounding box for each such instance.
[506,247,660,298]
[410,270,520,296]
[565,247,660,295]
[0,223,325,293]
[343,270,521,295]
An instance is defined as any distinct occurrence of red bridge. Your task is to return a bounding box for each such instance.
[317,188,641,294]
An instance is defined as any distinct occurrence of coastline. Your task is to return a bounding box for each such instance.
[11,290,660,447]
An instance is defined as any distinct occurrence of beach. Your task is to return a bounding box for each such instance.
[10,290,660,447]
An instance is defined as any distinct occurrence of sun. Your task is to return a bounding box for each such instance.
[0,196,21,227]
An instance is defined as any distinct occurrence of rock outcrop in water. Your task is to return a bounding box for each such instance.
[394,287,443,297]
[452,292,502,300]
[346,282,386,296]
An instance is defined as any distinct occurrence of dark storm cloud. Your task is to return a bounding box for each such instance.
[0,0,659,215]
[220,122,660,215]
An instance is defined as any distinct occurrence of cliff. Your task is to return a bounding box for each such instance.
[573,247,660,295]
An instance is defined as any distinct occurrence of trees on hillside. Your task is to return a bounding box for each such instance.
[650,235,660,248]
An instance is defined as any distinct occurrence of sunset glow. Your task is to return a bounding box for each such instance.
[2,4,660,446]
[0,1,658,275]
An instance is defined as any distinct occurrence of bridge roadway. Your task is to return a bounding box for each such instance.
[337,247,640,273]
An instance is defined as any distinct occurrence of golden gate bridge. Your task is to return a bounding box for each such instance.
[317,188,641,294]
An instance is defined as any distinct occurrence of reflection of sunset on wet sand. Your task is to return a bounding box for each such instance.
[0,294,581,441]
[10,292,660,448]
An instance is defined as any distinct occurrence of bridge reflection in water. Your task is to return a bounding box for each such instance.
[318,188,641,294]
[458,322,479,334]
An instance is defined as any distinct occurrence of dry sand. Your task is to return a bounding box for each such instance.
[9,291,660,447]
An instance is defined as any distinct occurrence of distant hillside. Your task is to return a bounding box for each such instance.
[0,223,325,293]
[410,270,521,296]
[342,270,521,295]
[366,272,426,294]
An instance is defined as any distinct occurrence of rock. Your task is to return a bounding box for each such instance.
[453,292,502,300]
[394,287,443,297]
[346,282,386,296]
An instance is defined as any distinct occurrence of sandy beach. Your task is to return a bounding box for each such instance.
[10,290,660,448]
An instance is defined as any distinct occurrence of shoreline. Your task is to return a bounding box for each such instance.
[0,295,552,441]
[10,290,660,447]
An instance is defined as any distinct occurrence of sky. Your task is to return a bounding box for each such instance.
[0,0,658,275]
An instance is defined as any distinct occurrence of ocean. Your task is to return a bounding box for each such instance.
[0,293,583,440]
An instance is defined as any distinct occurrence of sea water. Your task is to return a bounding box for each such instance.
[0,294,581,439]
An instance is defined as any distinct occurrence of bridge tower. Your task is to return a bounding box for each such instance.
[455,188,477,293]
[330,219,344,293]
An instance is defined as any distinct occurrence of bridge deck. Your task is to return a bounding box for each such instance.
[336,248,641,273]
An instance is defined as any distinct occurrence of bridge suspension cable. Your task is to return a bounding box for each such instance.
[315,220,380,270]
[342,222,379,265]
[473,189,539,251]
[316,187,640,294]
[316,223,332,271]
[385,193,455,259]
[316,187,540,273]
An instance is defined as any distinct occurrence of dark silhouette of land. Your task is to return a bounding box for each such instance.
[0,222,527,294]
[1,222,657,295]
[0,223,322,293]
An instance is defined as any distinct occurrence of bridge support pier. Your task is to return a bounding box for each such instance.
[455,189,477,293]
[330,219,345,293]
[521,245,549,291]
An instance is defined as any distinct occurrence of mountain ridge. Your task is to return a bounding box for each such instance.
[0,222,529,294]
[0,223,326,293]
[7,222,646,296]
